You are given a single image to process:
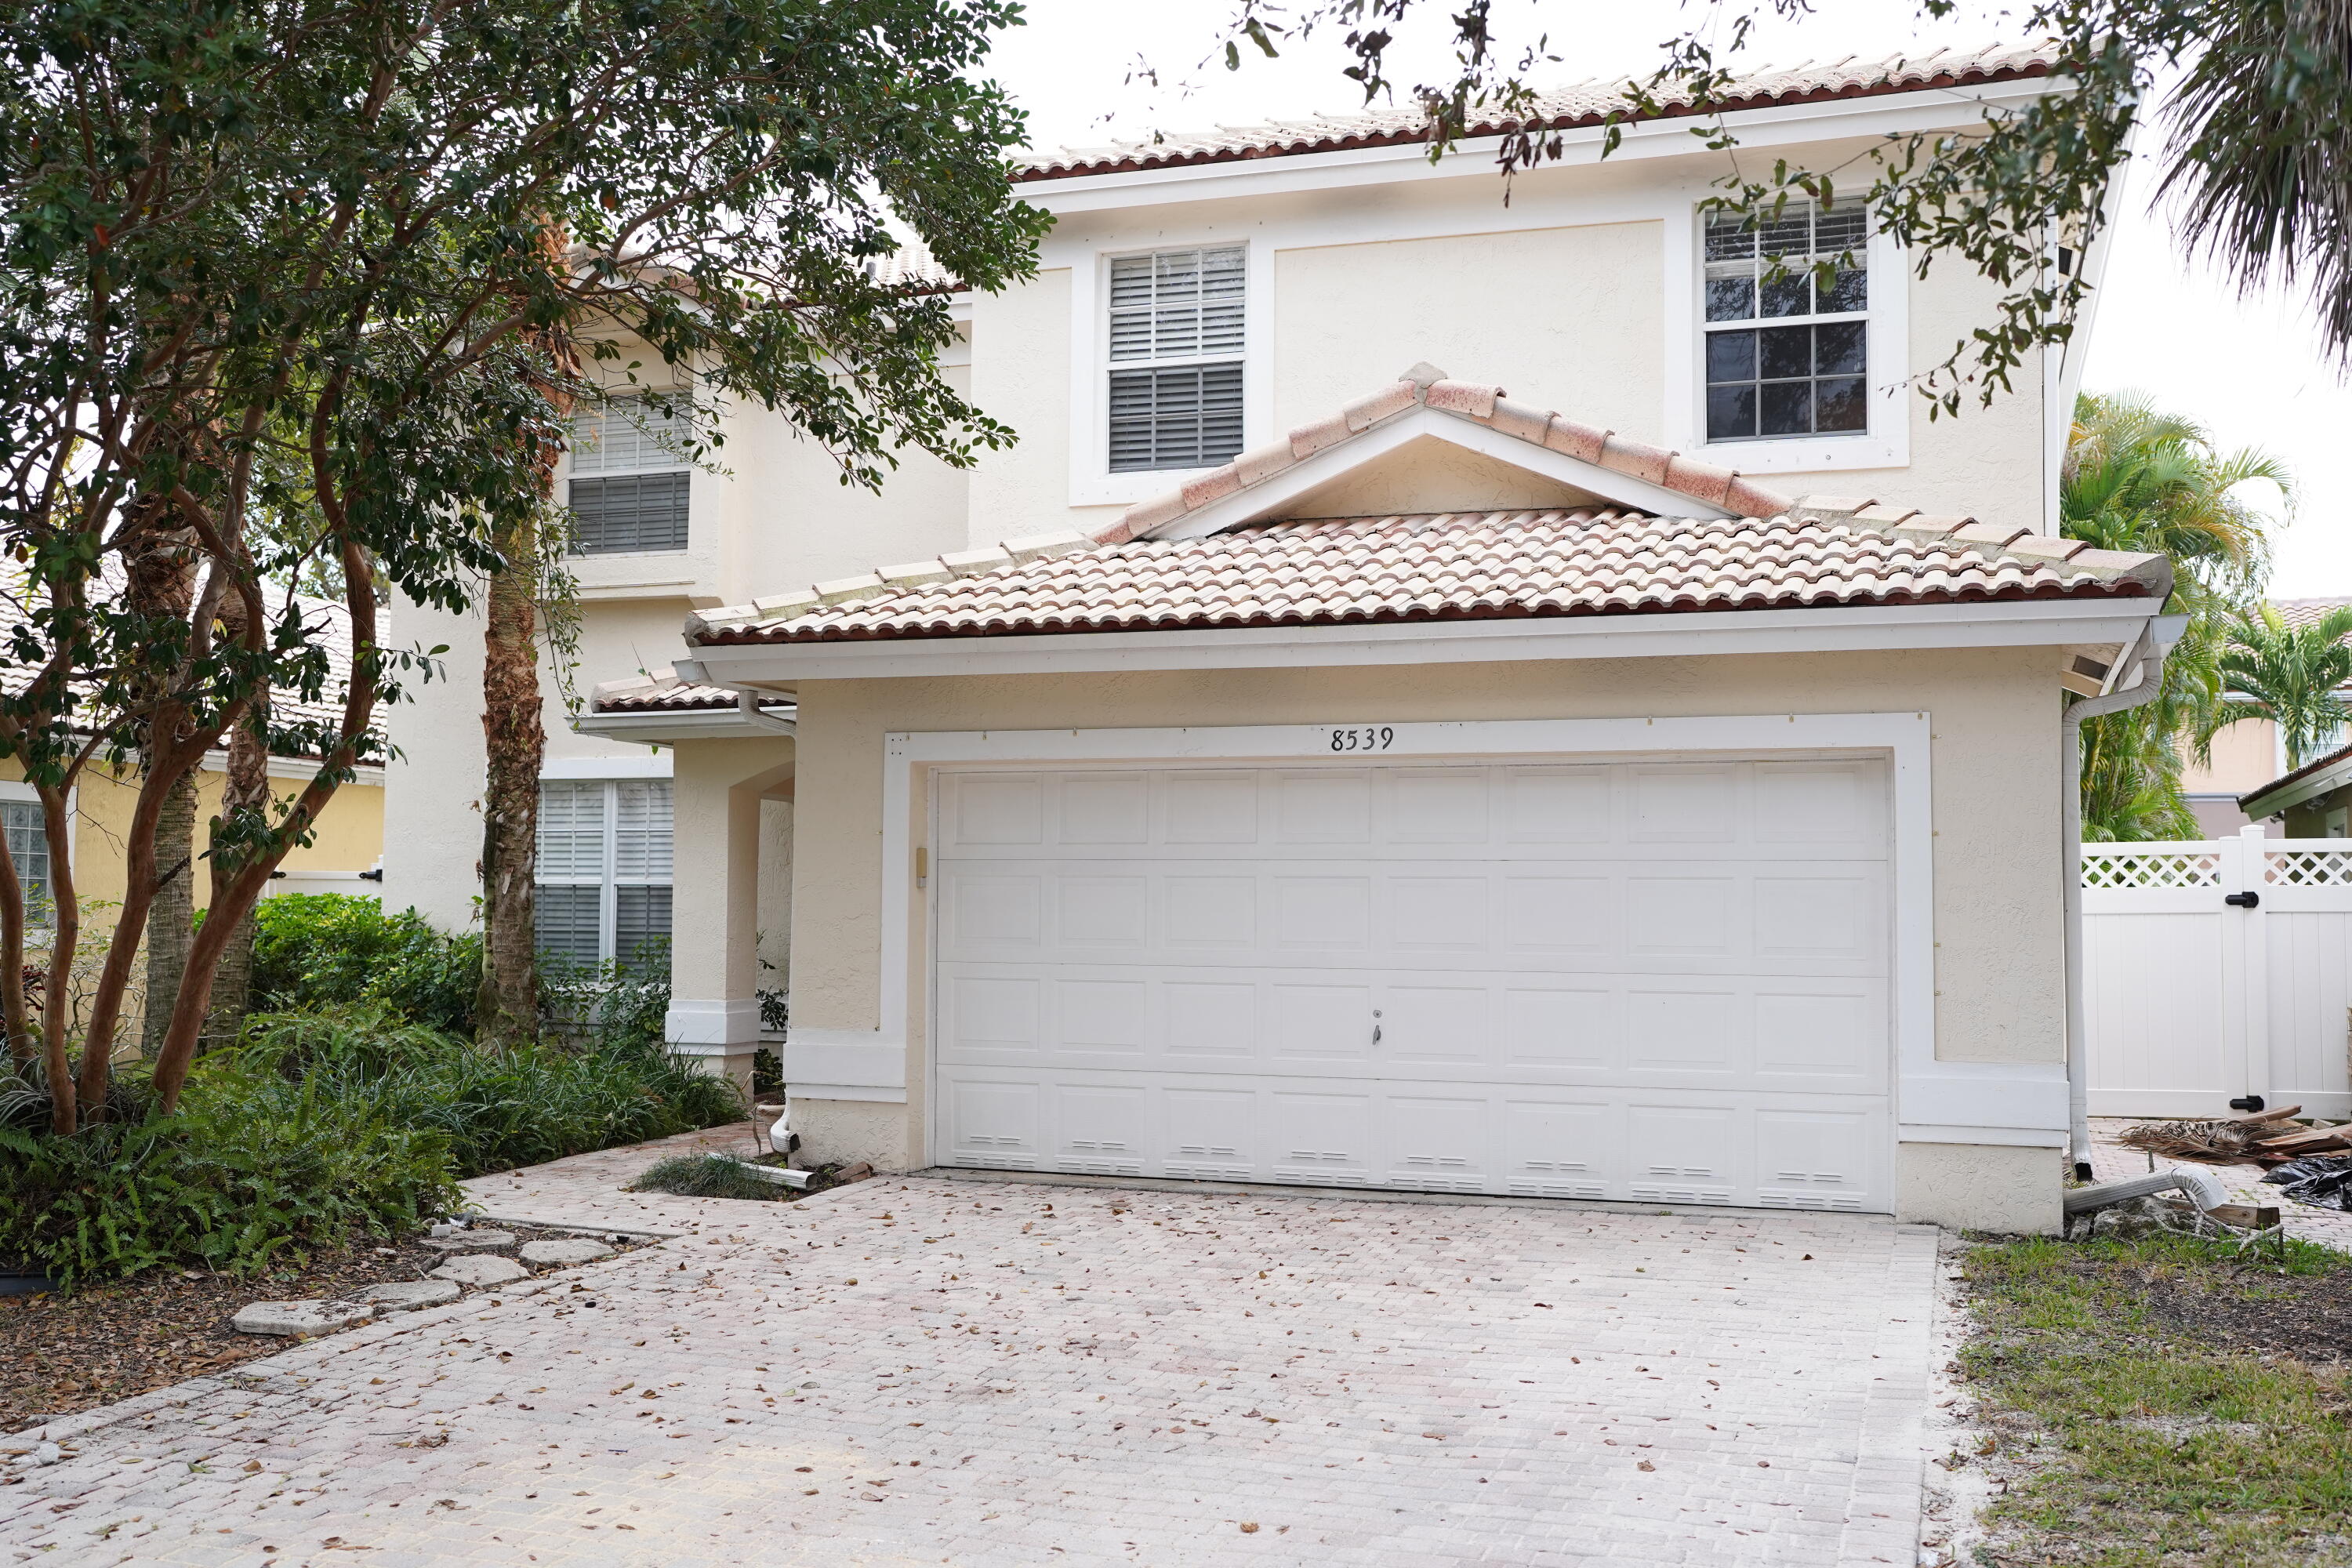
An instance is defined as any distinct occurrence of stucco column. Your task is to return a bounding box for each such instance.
[666,736,793,1102]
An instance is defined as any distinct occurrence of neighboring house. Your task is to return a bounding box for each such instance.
[383,44,2165,1234]
[2238,741,2352,837]
[0,597,387,954]
[2181,596,2352,837]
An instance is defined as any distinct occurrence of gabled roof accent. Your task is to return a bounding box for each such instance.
[1093,364,1791,546]
[1016,45,2056,183]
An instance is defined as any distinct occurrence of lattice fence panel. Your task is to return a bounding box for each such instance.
[2266,848,2352,887]
[2080,850,2223,890]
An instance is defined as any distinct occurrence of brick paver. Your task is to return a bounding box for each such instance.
[5,1134,1938,1568]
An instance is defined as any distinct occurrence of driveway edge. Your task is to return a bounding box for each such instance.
[1836,1221,1940,1566]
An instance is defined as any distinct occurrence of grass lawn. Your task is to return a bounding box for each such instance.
[1959,1232,2352,1566]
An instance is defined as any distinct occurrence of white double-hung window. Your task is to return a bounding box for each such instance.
[1702,202,1871,442]
[0,799,52,924]
[535,779,673,970]
[565,395,690,555]
[1105,246,1247,472]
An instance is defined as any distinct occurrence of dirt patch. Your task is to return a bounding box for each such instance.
[2137,1260,2352,1363]
[0,1223,654,1434]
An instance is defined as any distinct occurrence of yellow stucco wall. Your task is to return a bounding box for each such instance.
[1,757,384,924]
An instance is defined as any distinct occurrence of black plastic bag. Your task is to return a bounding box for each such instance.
[2261,1153,2352,1210]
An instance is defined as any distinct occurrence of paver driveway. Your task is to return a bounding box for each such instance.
[5,1130,1938,1567]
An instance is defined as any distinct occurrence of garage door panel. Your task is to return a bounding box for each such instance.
[1388,1095,1492,1189]
[1385,768,1493,842]
[941,963,1886,1091]
[1628,764,1738,842]
[1753,760,1885,844]
[1053,773,1150,844]
[1267,982,1376,1062]
[935,1067,1892,1207]
[1272,875,1371,949]
[1382,984,1490,1063]
[934,756,1892,1212]
[1501,987,1617,1068]
[1274,770,1374,843]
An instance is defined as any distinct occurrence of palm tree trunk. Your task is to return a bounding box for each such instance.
[476,519,545,1047]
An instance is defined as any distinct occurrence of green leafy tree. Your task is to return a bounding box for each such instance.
[0,0,1046,1126]
[1202,0,2352,402]
[2212,604,2352,771]
[2056,392,2288,839]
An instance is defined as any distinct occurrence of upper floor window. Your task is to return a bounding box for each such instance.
[1106,246,1246,472]
[1703,203,1869,443]
[567,395,689,555]
[535,779,672,971]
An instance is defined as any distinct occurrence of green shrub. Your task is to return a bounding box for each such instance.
[250,894,481,1035]
[0,1061,461,1289]
[630,1152,792,1201]
[232,1003,742,1178]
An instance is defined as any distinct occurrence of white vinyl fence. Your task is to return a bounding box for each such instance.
[2083,827,2352,1120]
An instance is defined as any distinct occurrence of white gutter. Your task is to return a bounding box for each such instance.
[2062,613,2186,1176]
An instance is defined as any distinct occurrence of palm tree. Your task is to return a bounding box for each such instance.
[2060,392,2291,839]
[2212,604,2352,771]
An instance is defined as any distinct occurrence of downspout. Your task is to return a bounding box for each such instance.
[735,688,798,737]
[2062,615,2182,1178]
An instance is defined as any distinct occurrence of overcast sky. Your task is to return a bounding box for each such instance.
[985,0,2352,597]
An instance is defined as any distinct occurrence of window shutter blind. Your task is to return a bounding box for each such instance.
[568,472,689,554]
[1108,363,1245,472]
[614,885,673,971]
[533,884,603,967]
[613,781,673,882]
[535,782,607,880]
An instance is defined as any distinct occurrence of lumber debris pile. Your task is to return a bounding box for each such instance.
[2116,1105,2350,1167]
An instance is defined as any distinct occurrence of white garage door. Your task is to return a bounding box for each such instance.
[933,757,1893,1212]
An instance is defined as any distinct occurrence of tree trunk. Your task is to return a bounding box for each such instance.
[141,770,198,1056]
[474,252,573,1049]
[203,709,270,1051]
[38,785,76,1133]
[0,833,31,1069]
[476,530,544,1047]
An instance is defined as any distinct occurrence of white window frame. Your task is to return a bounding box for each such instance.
[535,777,673,965]
[1663,202,1909,474]
[1067,233,1272,509]
[0,780,71,932]
[563,392,694,560]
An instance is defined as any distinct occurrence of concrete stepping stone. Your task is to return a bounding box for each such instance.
[418,1229,517,1254]
[517,1238,614,1268]
[340,1280,462,1312]
[232,1299,379,1338]
[429,1254,529,1287]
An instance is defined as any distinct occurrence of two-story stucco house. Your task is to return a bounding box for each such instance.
[383,45,2180,1235]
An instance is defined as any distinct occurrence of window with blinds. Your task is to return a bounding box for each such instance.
[534,779,673,970]
[566,396,690,554]
[1701,202,1871,442]
[1106,246,1247,472]
[0,800,52,924]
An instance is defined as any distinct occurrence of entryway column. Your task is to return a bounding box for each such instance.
[666,736,793,1100]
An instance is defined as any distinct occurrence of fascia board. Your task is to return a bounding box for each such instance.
[2242,756,2352,819]
[689,597,2164,685]
[1147,407,1732,542]
[572,709,794,742]
[1026,78,2057,213]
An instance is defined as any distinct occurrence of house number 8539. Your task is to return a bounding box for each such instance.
[1327,726,1395,753]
